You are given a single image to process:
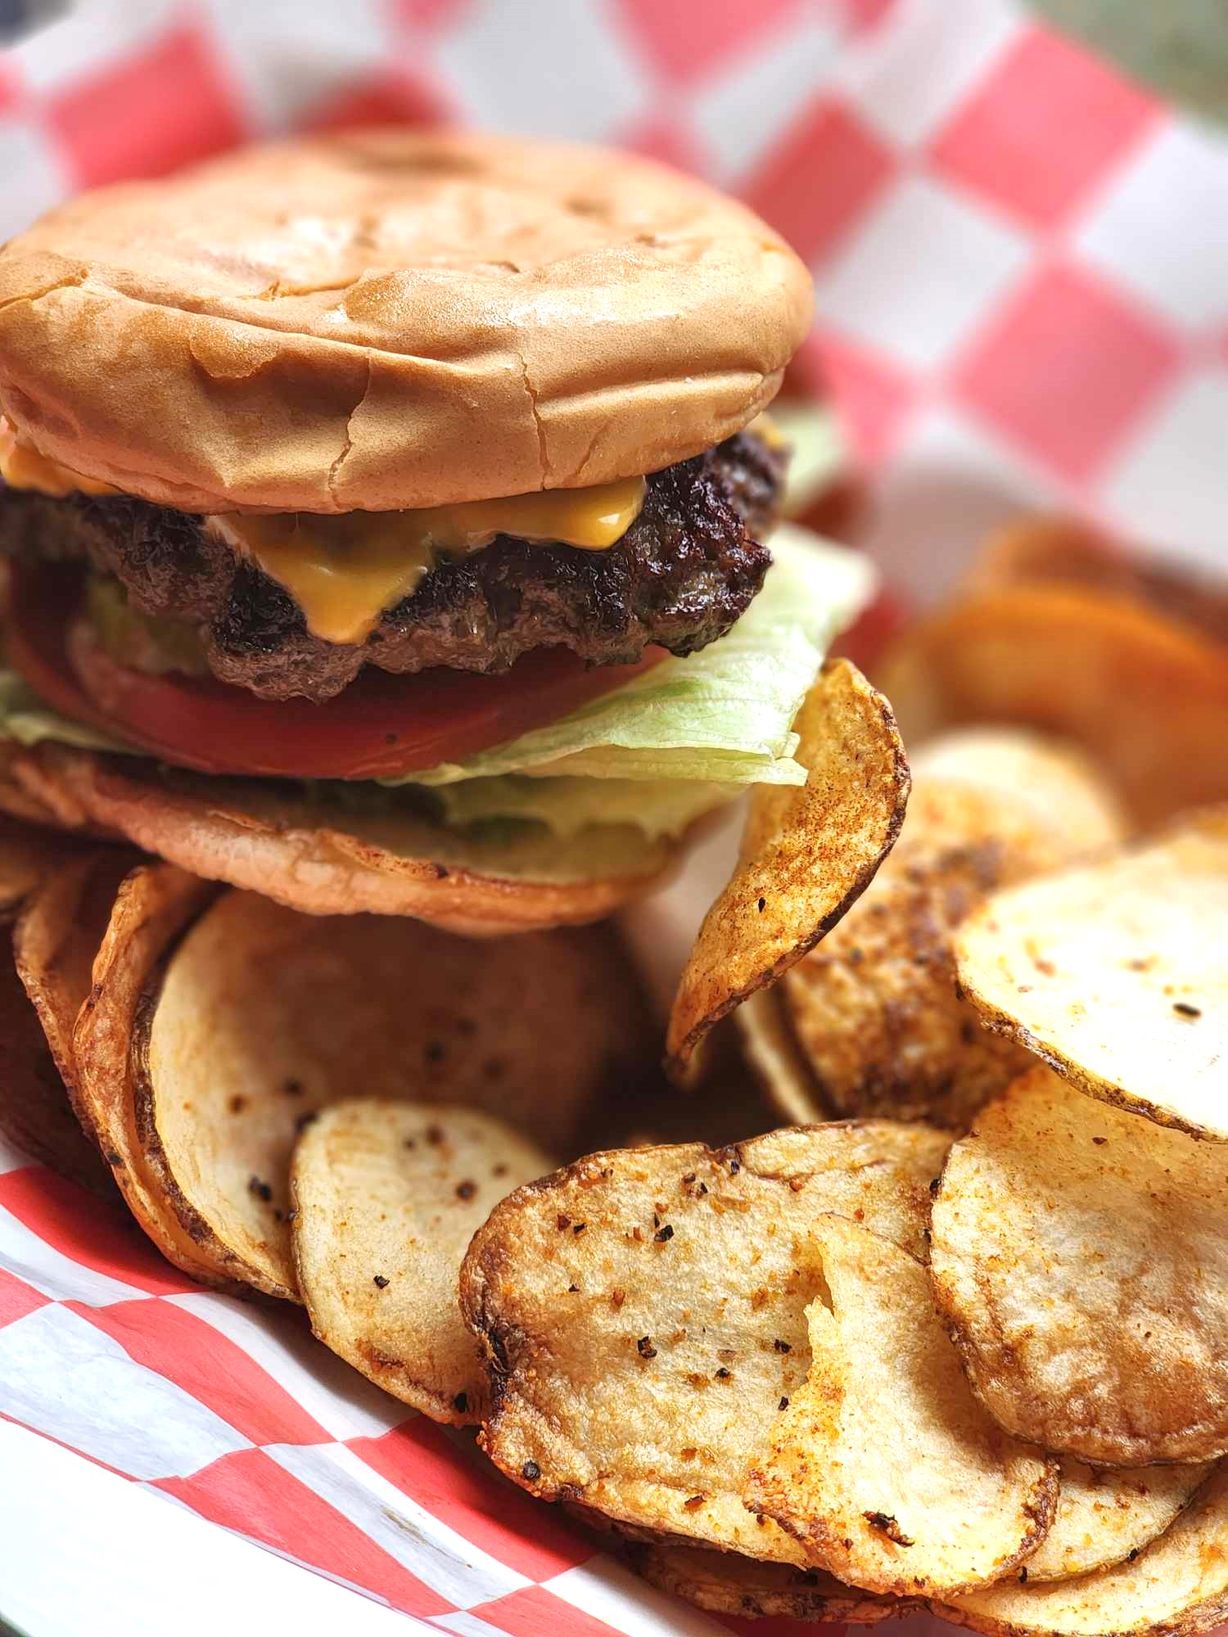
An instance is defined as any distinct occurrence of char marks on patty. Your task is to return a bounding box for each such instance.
[0,430,783,703]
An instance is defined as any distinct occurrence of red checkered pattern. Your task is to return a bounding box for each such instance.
[0,1,1224,1629]
[0,1138,754,1635]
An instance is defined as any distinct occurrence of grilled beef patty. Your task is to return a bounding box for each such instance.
[0,430,784,703]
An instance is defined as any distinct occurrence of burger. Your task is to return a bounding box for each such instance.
[0,129,871,932]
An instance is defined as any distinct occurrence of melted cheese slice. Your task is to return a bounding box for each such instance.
[210,478,646,644]
[0,418,646,646]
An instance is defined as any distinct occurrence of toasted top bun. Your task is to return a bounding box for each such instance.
[0,129,812,514]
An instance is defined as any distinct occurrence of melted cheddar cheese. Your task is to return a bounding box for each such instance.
[0,419,646,646]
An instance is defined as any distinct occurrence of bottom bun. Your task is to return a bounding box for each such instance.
[0,744,678,933]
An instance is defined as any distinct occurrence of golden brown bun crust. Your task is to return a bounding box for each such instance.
[0,130,812,513]
[0,743,679,934]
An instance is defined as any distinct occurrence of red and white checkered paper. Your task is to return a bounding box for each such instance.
[0,2,1224,1632]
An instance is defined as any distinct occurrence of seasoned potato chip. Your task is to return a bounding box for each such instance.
[0,940,106,1189]
[878,581,1228,828]
[908,730,1126,857]
[970,515,1228,650]
[931,1067,1228,1466]
[0,820,103,1183]
[1026,1459,1212,1583]
[15,849,139,1141]
[737,988,821,1125]
[747,1216,1056,1597]
[292,1099,551,1423]
[461,1122,950,1561]
[955,808,1228,1140]
[667,659,909,1074]
[625,1537,913,1622]
[129,889,648,1296]
[0,813,78,917]
[760,731,1122,1130]
[72,864,230,1286]
[938,1463,1228,1637]
[1,847,139,1192]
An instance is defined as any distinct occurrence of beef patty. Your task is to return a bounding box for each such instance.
[0,430,784,703]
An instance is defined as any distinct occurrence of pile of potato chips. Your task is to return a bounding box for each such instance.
[0,517,1225,1636]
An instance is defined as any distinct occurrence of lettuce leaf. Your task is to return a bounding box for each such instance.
[431,773,736,841]
[390,527,875,788]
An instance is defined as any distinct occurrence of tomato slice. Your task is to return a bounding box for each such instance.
[6,562,664,781]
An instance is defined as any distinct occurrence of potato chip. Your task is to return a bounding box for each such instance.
[130,889,649,1296]
[938,1463,1228,1637]
[954,808,1228,1140]
[667,659,909,1074]
[72,864,231,1287]
[292,1099,551,1423]
[1026,1459,1212,1584]
[746,1216,1056,1597]
[761,731,1122,1130]
[908,730,1126,857]
[970,514,1228,650]
[0,847,138,1192]
[737,988,823,1125]
[0,817,97,1180]
[625,1537,913,1622]
[931,1066,1228,1466]
[0,812,79,917]
[877,581,1228,828]
[461,1122,950,1561]
[0,938,106,1189]
[14,849,139,1139]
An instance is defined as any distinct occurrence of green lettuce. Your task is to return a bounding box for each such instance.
[431,773,737,842]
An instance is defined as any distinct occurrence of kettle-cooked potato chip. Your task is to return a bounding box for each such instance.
[112,887,649,1297]
[937,1463,1228,1637]
[625,1537,913,1622]
[461,1122,950,1562]
[737,988,820,1126]
[14,849,139,1144]
[72,864,230,1286]
[954,809,1228,1140]
[0,813,78,918]
[877,580,1228,830]
[759,731,1122,1131]
[292,1099,551,1423]
[1026,1459,1213,1584]
[0,822,112,1186]
[746,1216,1056,1597]
[666,659,909,1075]
[931,1067,1228,1466]
[0,846,139,1193]
[969,515,1228,650]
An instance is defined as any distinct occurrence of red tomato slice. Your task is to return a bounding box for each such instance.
[6,562,664,781]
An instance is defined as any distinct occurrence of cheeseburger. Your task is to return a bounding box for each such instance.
[0,130,871,931]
